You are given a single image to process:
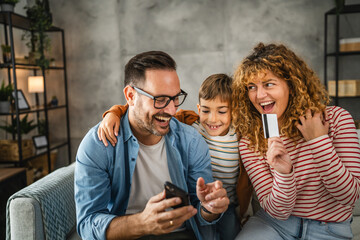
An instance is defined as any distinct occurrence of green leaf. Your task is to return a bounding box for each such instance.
[0,114,38,136]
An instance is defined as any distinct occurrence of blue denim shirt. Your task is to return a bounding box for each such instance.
[75,111,216,240]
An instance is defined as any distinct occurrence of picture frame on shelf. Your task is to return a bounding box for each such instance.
[32,135,48,149]
[12,90,30,110]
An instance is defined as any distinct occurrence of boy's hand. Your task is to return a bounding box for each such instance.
[296,109,329,141]
[97,112,120,147]
[196,177,229,221]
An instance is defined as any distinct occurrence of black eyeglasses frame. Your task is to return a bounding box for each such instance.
[132,86,188,109]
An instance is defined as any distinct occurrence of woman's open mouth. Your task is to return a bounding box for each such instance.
[260,101,275,113]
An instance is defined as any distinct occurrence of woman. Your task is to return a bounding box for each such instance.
[232,43,360,239]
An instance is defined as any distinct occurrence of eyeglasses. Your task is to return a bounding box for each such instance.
[132,86,187,109]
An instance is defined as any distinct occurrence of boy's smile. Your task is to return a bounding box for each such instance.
[197,97,231,136]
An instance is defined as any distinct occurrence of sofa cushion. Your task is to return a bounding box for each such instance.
[354,198,360,216]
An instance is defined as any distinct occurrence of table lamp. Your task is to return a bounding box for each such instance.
[28,76,44,107]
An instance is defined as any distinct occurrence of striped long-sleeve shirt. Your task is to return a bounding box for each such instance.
[192,121,240,204]
[240,106,360,222]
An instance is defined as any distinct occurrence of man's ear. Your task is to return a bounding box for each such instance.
[124,85,136,106]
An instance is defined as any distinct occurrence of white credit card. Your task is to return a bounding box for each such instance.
[262,114,279,138]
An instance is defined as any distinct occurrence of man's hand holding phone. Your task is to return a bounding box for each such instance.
[137,190,197,236]
[164,181,190,208]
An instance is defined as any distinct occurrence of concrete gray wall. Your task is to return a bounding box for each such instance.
[46,0,360,164]
[2,0,360,166]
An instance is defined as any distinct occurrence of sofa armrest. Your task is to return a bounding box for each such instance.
[6,163,77,240]
[9,198,45,240]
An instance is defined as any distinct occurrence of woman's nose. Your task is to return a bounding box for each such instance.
[256,86,267,99]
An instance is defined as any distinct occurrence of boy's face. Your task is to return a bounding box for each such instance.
[197,97,231,136]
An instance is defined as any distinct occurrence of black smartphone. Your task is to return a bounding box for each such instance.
[164,181,190,208]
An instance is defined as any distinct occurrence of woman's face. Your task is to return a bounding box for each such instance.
[247,70,290,123]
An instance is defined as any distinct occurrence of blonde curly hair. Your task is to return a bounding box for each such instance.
[232,43,329,155]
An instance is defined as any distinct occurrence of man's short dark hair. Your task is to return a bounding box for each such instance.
[124,51,177,87]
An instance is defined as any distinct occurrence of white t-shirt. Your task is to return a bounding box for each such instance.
[126,137,171,214]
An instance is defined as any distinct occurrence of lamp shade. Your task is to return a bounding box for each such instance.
[28,76,44,93]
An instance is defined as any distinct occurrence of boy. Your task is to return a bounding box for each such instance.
[98,74,252,240]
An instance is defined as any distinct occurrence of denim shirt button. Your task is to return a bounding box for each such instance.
[131,158,135,161]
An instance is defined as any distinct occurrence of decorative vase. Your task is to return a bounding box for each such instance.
[50,97,58,106]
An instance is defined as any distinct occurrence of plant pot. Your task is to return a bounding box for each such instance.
[2,52,11,63]
[28,51,41,64]
[0,3,14,12]
[0,101,10,113]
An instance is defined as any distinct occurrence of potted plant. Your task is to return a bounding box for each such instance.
[50,57,55,67]
[0,0,19,12]
[0,114,37,161]
[0,114,37,135]
[1,44,12,63]
[22,0,52,68]
[0,80,13,113]
[37,118,46,135]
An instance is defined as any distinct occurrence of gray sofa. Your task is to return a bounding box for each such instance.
[353,199,360,239]
[5,162,360,240]
[6,163,80,240]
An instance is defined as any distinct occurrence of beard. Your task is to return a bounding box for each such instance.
[133,109,171,136]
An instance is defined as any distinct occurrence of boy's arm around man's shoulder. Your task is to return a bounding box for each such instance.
[174,109,199,125]
[102,104,129,119]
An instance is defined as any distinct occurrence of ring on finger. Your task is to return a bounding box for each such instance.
[169,220,174,226]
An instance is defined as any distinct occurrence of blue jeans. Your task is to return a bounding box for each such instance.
[236,208,353,240]
[217,203,241,240]
[200,204,241,240]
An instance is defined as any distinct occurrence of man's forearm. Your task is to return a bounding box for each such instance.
[106,213,145,239]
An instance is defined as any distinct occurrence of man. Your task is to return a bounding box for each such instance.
[75,51,229,240]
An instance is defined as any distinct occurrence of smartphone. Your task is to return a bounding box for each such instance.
[164,181,190,208]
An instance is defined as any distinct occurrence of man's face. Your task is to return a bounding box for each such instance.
[131,69,181,141]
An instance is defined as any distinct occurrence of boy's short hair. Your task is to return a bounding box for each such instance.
[198,74,233,103]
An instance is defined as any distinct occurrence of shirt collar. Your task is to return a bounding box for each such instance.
[122,110,134,143]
